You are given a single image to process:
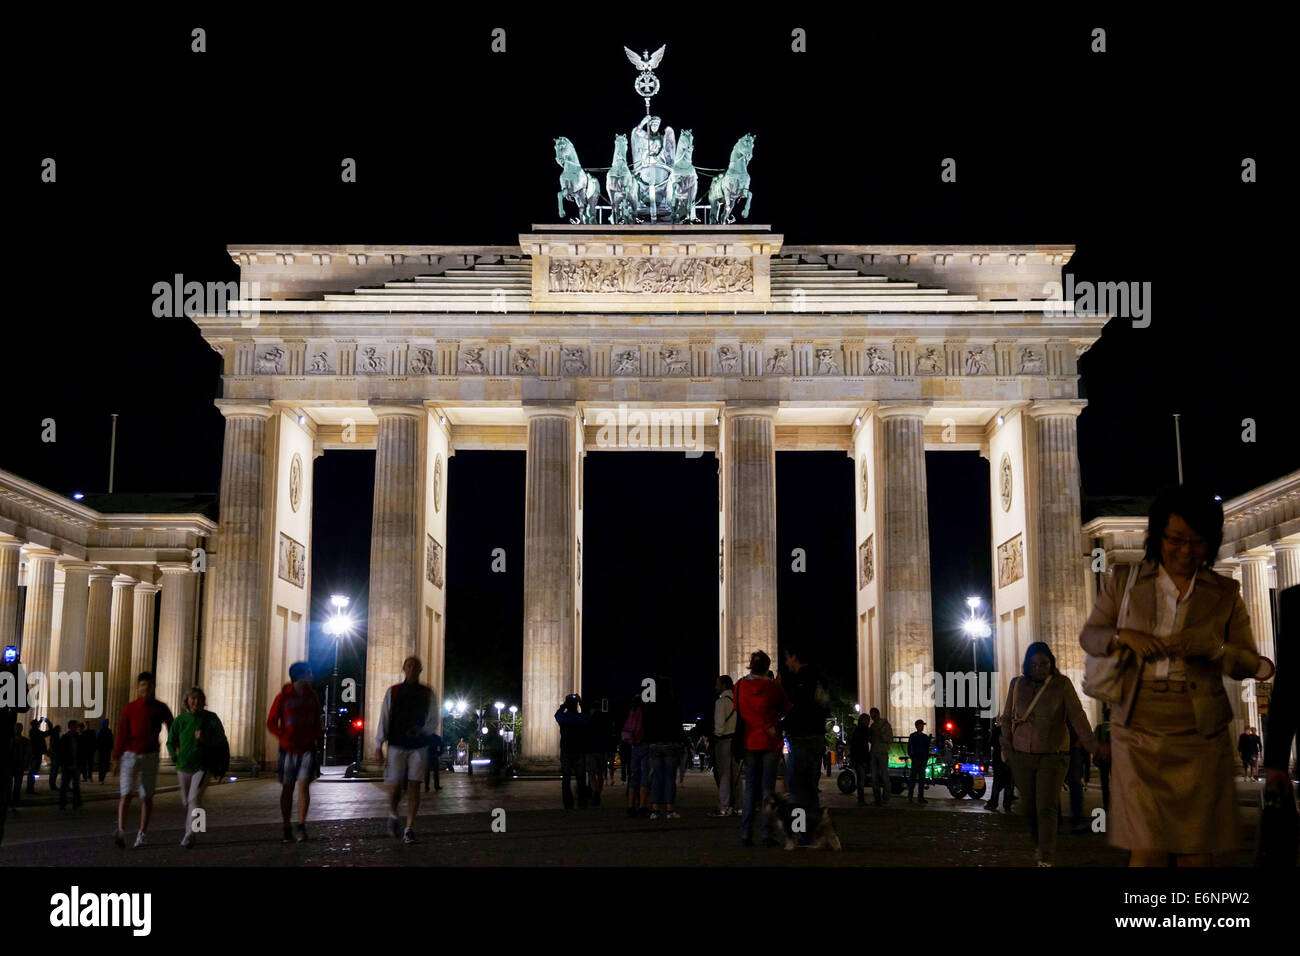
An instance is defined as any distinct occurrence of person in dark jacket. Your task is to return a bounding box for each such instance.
[56,721,82,809]
[46,724,61,791]
[1262,585,1297,797]
[642,677,685,819]
[78,722,96,782]
[907,720,932,803]
[781,646,829,845]
[555,694,590,809]
[0,660,30,846]
[11,724,31,808]
[849,714,872,805]
[96,719,113,783]
[424,732,442,793]
[28,719,46,794]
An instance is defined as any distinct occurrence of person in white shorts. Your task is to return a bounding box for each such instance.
[374,656,440,844]
[111,672,174,849]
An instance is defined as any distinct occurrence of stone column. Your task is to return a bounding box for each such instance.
[1026,401,1088,683]
[0,535,21,652]
[130,581,161,686]
[106,575,137,728]
[84,569,114,724]
[50,562,93,727]
[364,406,426,764]
[877,406,934,730]
[519,406,578,772]
[155,564,199,717]
[723,406,778,681]
[207,404,275,769]
[1273,539,1300,597]
[20,548,58,717]
[1239,550,1274,731]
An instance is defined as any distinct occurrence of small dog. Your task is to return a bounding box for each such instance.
[763,793,842,850]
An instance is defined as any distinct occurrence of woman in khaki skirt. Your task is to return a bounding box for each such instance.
[1080,486,1265,866]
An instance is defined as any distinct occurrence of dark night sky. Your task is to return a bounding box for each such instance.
[10,13,1289,727]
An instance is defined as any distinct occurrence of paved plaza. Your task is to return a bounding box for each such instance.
[2,766,1263,867]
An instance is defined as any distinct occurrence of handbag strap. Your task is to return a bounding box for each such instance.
[1116,562,1140,630]
[1014,675,1053,725]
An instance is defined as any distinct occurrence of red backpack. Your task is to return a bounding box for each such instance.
[621,706,644,745]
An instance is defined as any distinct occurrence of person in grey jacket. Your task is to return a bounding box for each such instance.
[709,676,741,816]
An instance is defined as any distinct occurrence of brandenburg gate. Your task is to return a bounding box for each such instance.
[192,227,1106,770]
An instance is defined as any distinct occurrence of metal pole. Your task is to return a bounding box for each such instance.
[108,413,119,493]
[1173,413,1184,484]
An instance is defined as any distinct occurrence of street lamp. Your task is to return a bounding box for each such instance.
[961,596,992,671]
[324,594,354,764]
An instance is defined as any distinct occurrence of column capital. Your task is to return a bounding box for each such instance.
[87,567,116,583]
[21,546,59,560]
[133,580,162,594]
[370,401,427,419]
[157,562,195,576]
[1026,400,1087,419]
[0,533,23,550]
[722,403,778,421]
[56,560,97,575]
[111,574,138,589]
[1239,548,1273,566]
[215,400,276,421]
[522,403,579,421]
[1271,538,1300,555]
[875,403,929,421]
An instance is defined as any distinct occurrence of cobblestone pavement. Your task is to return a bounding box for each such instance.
[1,767,1261,866]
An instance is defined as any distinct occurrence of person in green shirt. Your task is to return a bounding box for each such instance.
[167,687,228,848]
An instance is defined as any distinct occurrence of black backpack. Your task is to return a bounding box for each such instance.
[202,713,231,778]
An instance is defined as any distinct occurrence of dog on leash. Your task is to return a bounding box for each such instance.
[763,793,842,850]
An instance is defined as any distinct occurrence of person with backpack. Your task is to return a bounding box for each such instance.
[555,694,591,809]
[709,675,741,817]
[621,697,649,817]
[643,675,685,820]
[735,651,792,846]
[374,656,440,844]
[167,686,229,847]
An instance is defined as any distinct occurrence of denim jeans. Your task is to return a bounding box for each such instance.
[785,736,824,844]
[741,750,779,841]
[870,751,891,803]
[560,752,587,809]
[648,745,680,805]
[627,743,649,791]
[908,757,928,798]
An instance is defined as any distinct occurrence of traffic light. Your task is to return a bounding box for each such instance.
[348,718,364,737]
[945,721,954,733]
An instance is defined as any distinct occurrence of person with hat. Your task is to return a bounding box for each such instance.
[907,719,932,803]
[267,661,322,843]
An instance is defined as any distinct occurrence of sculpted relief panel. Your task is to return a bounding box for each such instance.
[548,257,753,294]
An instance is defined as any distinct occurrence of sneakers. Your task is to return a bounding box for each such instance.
[665,811,681,819]
[282,826,294,844]
[388,815,403,839]
[706,809,730,817]
[648,811,660,820]
[114,828,126,849]
[403,828,416,845]
[133,831,146,849]
[294,823,308,843]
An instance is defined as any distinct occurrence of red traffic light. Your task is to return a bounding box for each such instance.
[348,718,364,736]
[944,721,954,731]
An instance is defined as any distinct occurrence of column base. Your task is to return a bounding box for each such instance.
[515,755,561,775]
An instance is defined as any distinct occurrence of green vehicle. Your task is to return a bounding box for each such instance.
[837,738,988,799]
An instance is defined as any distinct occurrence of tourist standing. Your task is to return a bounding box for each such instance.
[46,724,61,791]
[621,697,649,816]
[555,694,590,809]
[112,672,176,848]
[1238,727,1262,780]
[56,721,82,809]
[424,731,442,793]
[95,718,113,783]
[585,701,610,807]
[868,708,893,806]
[266,661,322,843]
[10,724,31,809]
[78,721,96,782]
[1081,487,1264,866]
[907,720,931,803]
[998,643,1103,866]
[849,714,871,805]
[374,656,440,844]
[643,676,685,819]
[736,651,791,846]
[1094,706,1112,814]
[167,687,228,847]
[985,719,1014,811]
[26,719,45,795]
[709,676,740,817]
[781,645,829,845]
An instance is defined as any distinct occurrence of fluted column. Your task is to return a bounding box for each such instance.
[0,535,21,653]
[207,404,275,769]
[1273,540,1300,595]
[130,581,161,685]
[106,575,137,727]
[519,406,578,771]
[1239,550,1274,732]
[877,406,934,730]
[364,405,427,764]
[20,548,58,717]
[155,564,199,718]
[723,406,778,681]
[50,562,93,727]
[1027,401,1088,684]
[83,569,114,722]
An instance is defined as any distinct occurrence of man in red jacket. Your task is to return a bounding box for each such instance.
[735,650,791,847]
[267,661,322,843]
[111,672,174,849]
